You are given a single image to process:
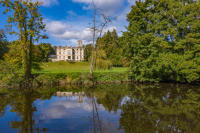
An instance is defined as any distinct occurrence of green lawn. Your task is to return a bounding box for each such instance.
[34,61,128,74]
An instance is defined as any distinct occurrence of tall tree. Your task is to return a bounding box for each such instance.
[98,30,123,66]
[1,0,46,80]
[123,0,200,83]
[0,29,8,60]
[84,44,92,61]
[89,0,112,76]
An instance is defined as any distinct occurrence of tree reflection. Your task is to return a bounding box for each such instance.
[120,84,200,133]
[0,92,10,117]
[85,85,129,133]
[0,87,52,133]
[1,84,200,133]
[90,84,129,113]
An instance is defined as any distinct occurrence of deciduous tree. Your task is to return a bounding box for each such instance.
[0,0,46,80]
[123,0,200,83]
[0,29,8,60]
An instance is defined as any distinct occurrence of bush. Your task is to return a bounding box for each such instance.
[0,60,24,85]
[95,59,112,70]
[130,53,200,83]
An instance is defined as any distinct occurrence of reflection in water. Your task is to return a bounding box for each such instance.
[0,89,48,133]
[56,91,85,103]
[120,84,200,133]
[0,84,200,133]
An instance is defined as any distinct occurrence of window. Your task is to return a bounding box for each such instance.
[68,56,71,59]
[67,50,71,55]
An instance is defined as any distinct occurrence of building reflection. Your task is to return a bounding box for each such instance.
[56,91,85,103]
[2,84,199,133]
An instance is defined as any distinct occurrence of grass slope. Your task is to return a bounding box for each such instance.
[34,61,128,74]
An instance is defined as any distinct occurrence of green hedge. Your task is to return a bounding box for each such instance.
[33,72,129,85]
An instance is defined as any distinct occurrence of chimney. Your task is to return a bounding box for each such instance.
[78,40,83,47]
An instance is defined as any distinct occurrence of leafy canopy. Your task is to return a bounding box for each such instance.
[123,0,200,83]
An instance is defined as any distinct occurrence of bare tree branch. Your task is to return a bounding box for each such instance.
[89,0,112,76]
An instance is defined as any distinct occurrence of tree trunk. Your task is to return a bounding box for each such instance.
[90,6,96,76]
[21,22,32,81]
[23,40,32,80]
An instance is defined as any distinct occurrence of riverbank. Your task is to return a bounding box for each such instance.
[2,61,198,88]
[30,62,130,86]
[0,63,129,87]
[33,71,130,86]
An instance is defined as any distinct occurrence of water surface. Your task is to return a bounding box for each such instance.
[0,83,200,133]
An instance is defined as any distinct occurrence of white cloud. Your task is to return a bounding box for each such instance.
[108,0,133,36]
[46,21,70,34]
[60,28,92,41]
[46,19,120,45]
[31,0,58,6]
[43,0,134,45]
[46,20,94,45]
[40,98,105,119]
[71,0,132,36]
[72,0,124,15]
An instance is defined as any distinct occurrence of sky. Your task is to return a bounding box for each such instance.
[0,0,135,46]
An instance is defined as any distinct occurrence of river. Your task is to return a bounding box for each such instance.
[0,83,200,133]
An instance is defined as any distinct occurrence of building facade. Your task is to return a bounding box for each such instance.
[53,40,84,62]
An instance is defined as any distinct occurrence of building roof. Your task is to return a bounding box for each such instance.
[57,46,84,49]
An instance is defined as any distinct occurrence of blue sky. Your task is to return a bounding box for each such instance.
[0,0,135,46]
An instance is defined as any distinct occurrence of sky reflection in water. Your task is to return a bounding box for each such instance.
[0,84,200,133]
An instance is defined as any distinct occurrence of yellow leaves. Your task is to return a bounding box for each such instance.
[174,40,186,50]
[2,0,45,39]
[160,41,171,49]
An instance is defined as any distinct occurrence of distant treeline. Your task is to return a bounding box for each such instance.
[84,29,125,68]
[0,31,56,84]
[0,37,55,63]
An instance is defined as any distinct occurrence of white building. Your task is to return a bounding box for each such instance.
[53,40,84,62]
